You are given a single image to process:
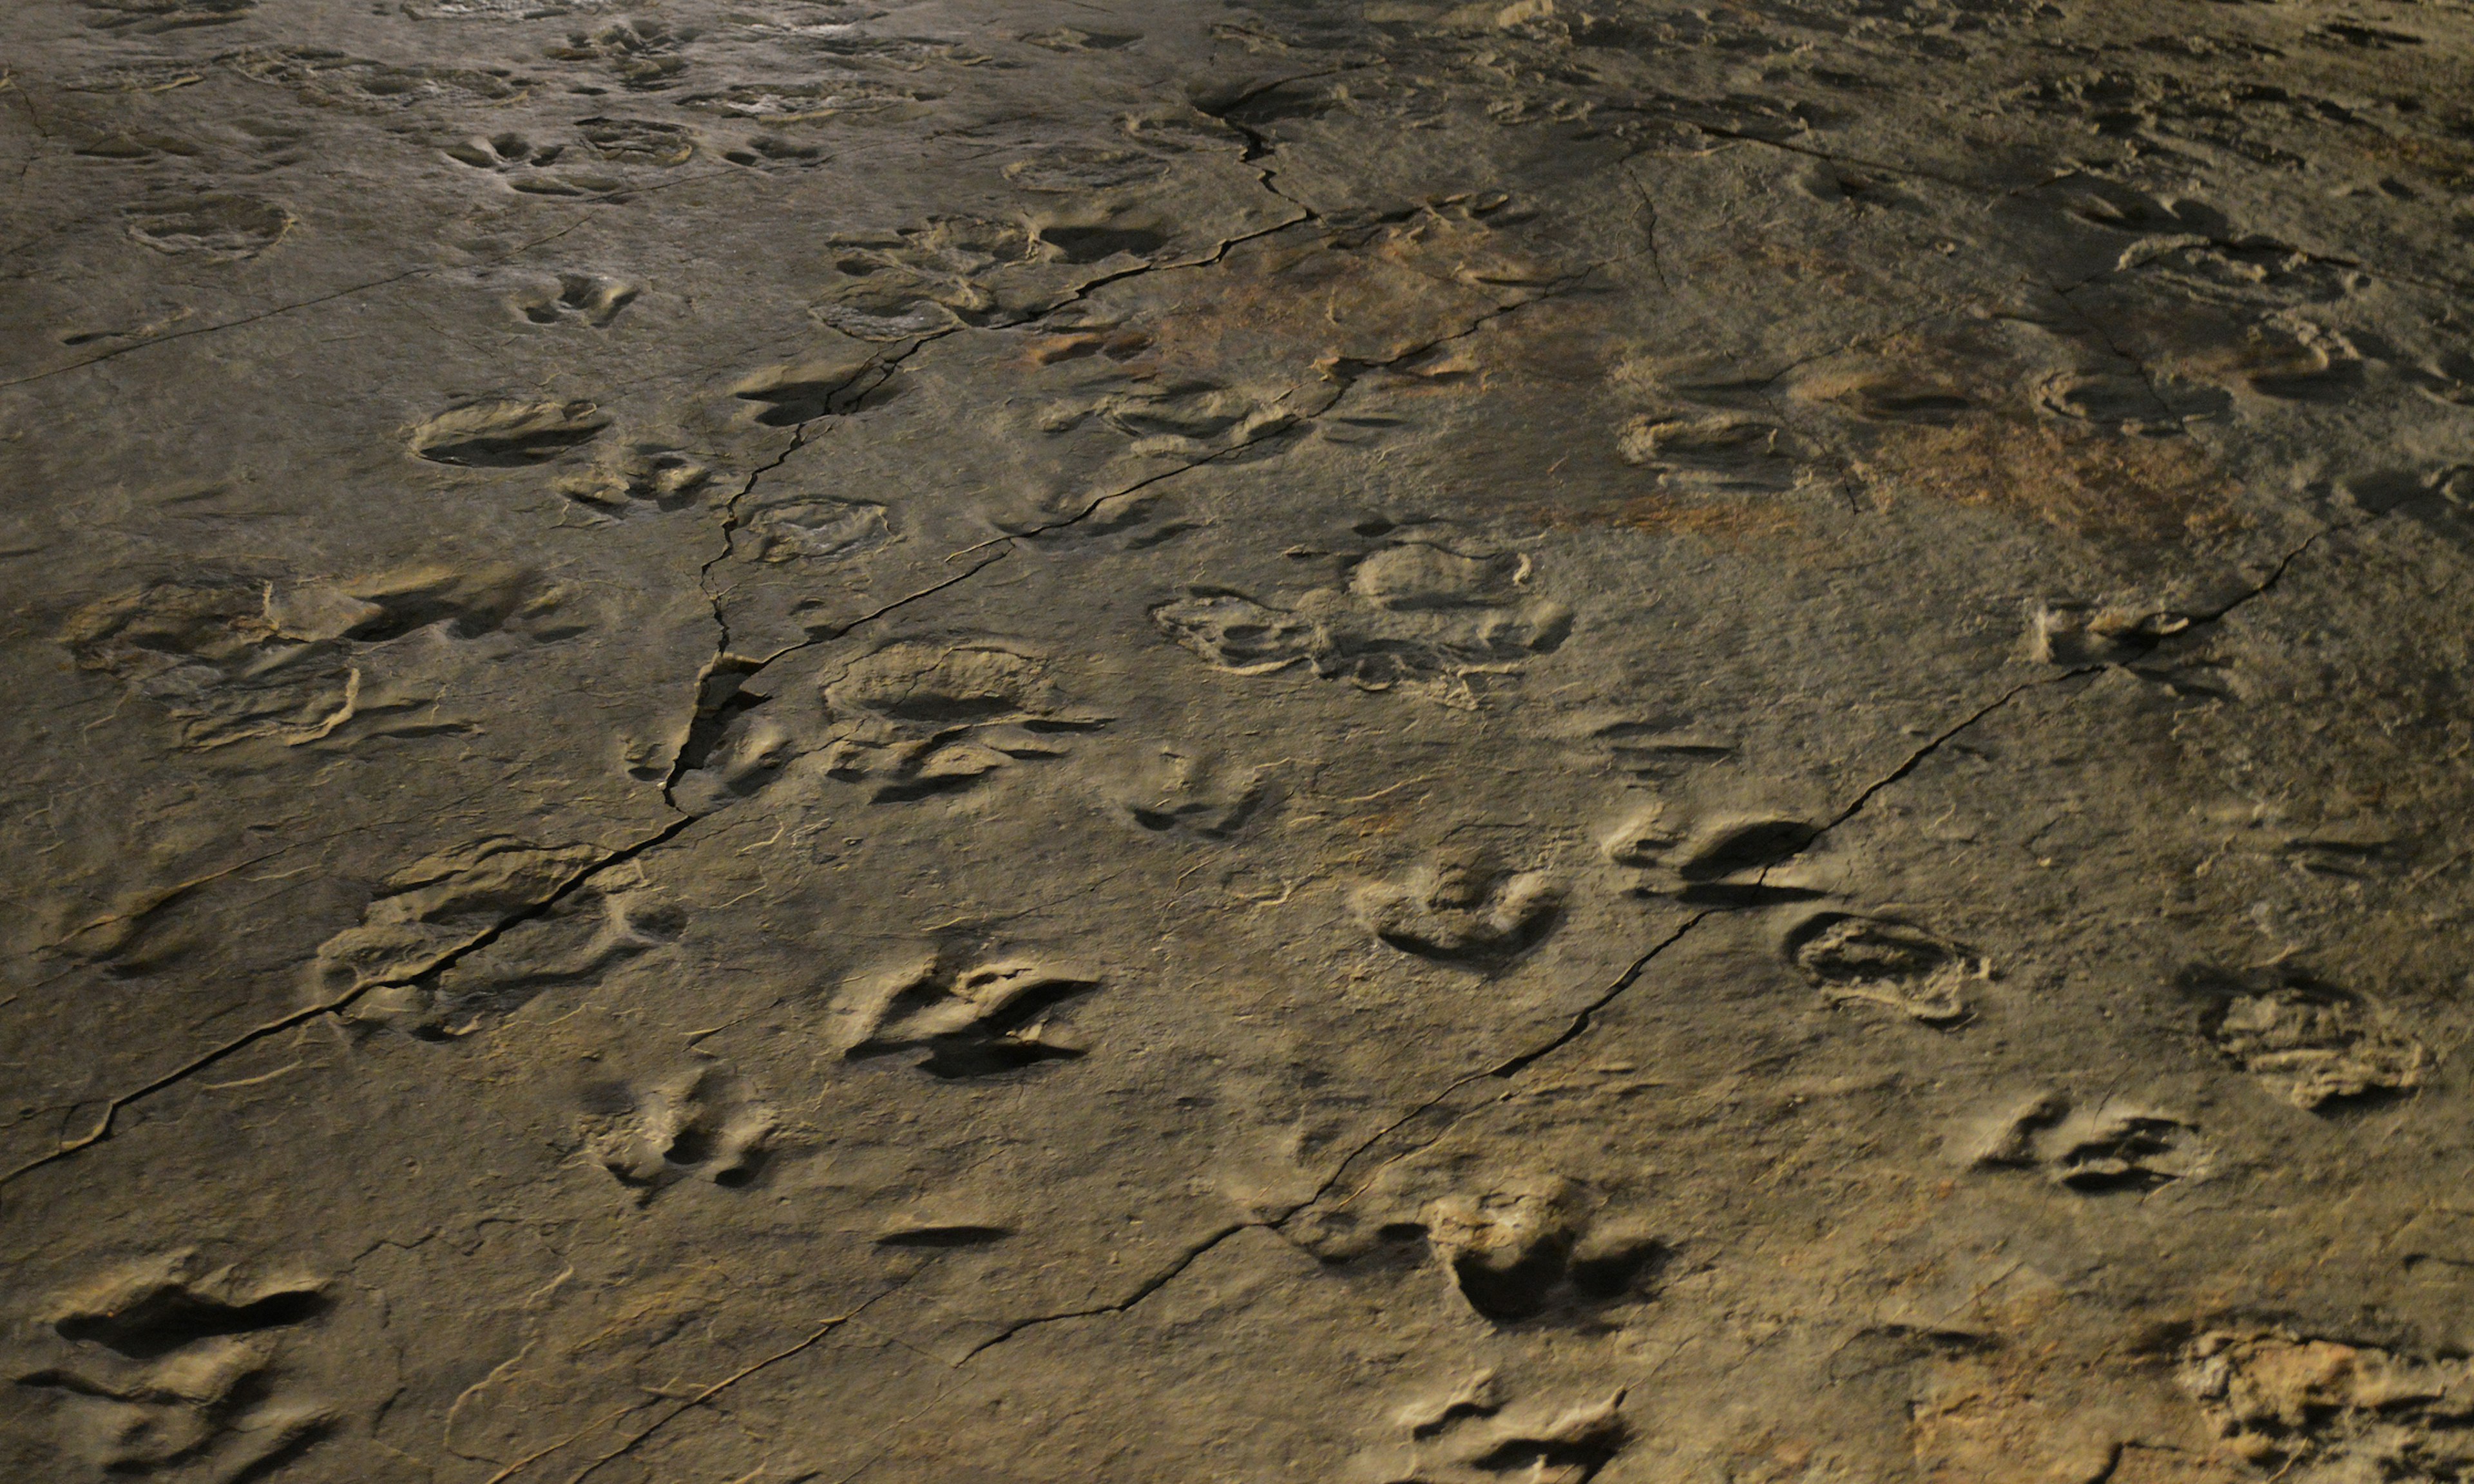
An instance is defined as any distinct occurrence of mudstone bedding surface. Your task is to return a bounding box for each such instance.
[4,0,2474,1479]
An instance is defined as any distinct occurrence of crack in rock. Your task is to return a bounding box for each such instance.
[0,813,694,1195]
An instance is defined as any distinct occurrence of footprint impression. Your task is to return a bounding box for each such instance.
[1100,745,1274,841]
[1295,1175,1667,1329]
[311,835,604,998]
[345,861,684,1036]
[1357,1373,1630,1484]
[408,399,609,466]
[1785,912,1982,1025]
[61,566,586,752]
[2182,1330,2474,1480]
[1609,354,1808,495]
[81,0,258,33]
[557,439,712,511]
[1356,851,1562,969]
[818,642,1109,804]
[1602,801,1823,906]
[2183,965,2428,1110]
[1154,542,1570,709]
[577,1067,775,1200]
[443,131,622,195]
[15,1253,334,1480]
[1423,1178,1669,1326]
[513,272,638,328]
[1970,1092,2210,1193]
[123,195,292,259]
[830,955,1102,1078]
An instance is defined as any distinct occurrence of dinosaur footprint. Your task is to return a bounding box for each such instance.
[15,1253,334,1481]
[578,1067,775,1201]
[831,955,1101,1078]
[513,272,638,328]
[1356,852,1562,969]
[1357,1375,1631,1483]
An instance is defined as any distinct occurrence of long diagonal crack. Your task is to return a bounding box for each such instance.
[3,353,993,1195]
[1288,668,2118,1226]
[1814,667,2104,835]
[1276,909,1721,1230]
[1818,513,2377,834]
[932,680,2080,1364]
[548,1281,914,1484]
[0,811,696,1194]
[0,173,1377,1199]
[23,115,2369,1424]
[545,140,1568,809]
[2,202,1360,1194]
[2187,511,2384,623]
[643,164,1332,735]
[949,923,1723,1369]
[945,513,2384,1363]
[954,1223,1256,1363]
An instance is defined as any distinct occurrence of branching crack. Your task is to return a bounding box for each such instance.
[649,192,1349,758]
[5,68,48,187]
[1616,155,1672,294]
[5,187,1412,1174]
[1184,68,1381,229]
[673,248,1595,727]
[1032,193,1314,317]
[661,340,943,803]
[2044,290,2192,437]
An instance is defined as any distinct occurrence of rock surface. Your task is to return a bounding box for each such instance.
[3,0,2473,1479]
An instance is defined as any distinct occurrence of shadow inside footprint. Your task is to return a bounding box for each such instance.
[836,957,1102,1079]
[55,1284,327,1360]
[1357,857,1562,969]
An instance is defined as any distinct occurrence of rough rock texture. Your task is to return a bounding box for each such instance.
[3,0,2473,1479]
